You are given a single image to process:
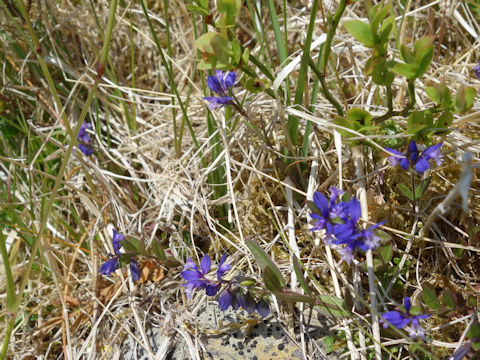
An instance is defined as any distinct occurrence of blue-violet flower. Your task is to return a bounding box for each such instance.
[385,141,443,173]
[203,70,236,110]
[474,61,480,78]
[99,228,140,281]
[77,121,94,156]
[381,296,431,338]
[181,254,229,298]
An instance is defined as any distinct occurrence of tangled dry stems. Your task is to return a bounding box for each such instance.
[0,0,480,359]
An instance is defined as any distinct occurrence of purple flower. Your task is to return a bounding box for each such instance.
[218,288,234,311]
[311,190,384,263]
[203,70,236,109]
[474,61,480,78]
[381,297,431,338]
[256,299,270,318]
[311,187,350,242]
[99,257,119,276]
[217,253,230,282]
[78,143,94,156]
[112,229,124,255]
[181,254,230,298]
[77,122,94,156]
[385,141,443,173]
[98,228,140,281]
[130,257,141,281]
[77,122,92,144]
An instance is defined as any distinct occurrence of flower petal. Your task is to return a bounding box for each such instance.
[256,299,270,318]
[217,254,230,281]
[200,255,211,275]
[403,297,412,313]
[223,71,236,90]
[414,157,431,173]
[207,74,223,94]
[130,257,141,281]
[205,283,221,296]
[99,258,119,276]
[112,229,124,255]
[78,144,94,156]
[218,290,233,311]
[181,270,203,281]
[313,192,329,216]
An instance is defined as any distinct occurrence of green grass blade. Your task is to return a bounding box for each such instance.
[289,0,320,148]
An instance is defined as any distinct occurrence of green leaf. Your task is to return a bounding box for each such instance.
[217,0,241,17]
[152,239,166,260]
[441,290,456,309]
[238,277,257,287]
[315,295,351,317]
[425,86,439,103]
[263,266,284,292]
[391,62,415,79]
[272,289,315,304]
[467,322,480,339]
[243,77,265,93]
[378,16,395,44]
[231,39,241,66]
[406,123,426,135]
[323,335,335,354]
[0,229,16,312]
[344,20,374,47]
[398,183,414,201]
[346,108,372,126]
[406,110,428,134]
[186,4,209,16]
[247,240,285,287]
[293,255,312,296]
[435,111,453,130]
[413,36,434,78]
[119,254,133,267]
[210,34,231,64]
[121,237,144,255]
[426,83,451,107]
[400,44,414,64]
[241,48,249,66]
[454,86,476,114]
[422,284,441,310]
[333,116,358,138]
[195,32,221,54]
[380,243,393,263]
[371,3,391,32]
[414,176,431,199]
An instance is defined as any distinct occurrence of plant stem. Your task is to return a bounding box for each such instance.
[352,146,382,360]
[321,0,347,71]
[307,56,344,116]
[289,0,320,147]
[386,84,393,112]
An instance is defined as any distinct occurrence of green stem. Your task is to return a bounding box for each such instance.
[321,0,347,72]
[307,57,344,116]
[289,0,320,147]
[163,0,179,157]
[386,84,393,113]
[0,317,14,360]
[406,80,416,112]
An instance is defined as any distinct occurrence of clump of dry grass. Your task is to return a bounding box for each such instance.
[1,1,480,359]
